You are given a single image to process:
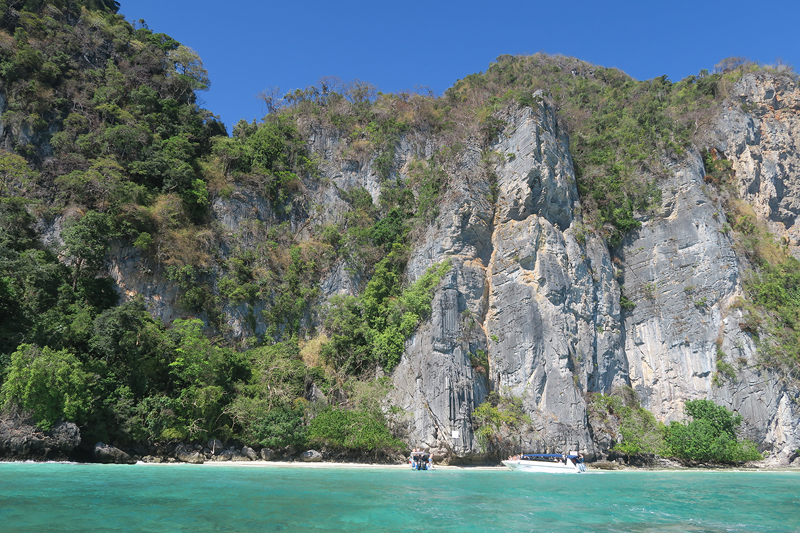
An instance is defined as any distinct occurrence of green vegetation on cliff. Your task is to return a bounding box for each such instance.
[590,387,666,457]
[472,391,530,452]
[701,149,800,383]
[322,254,451,374]
[0,1,428,454]
[743,253,800,380]
[590,390,761,464]
[0,0,793,459]
[443,55,775,244]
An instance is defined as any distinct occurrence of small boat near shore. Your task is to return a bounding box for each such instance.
[502,453,587,474]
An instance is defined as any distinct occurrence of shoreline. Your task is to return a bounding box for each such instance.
[135,462,800,472]
[2,459,797,473]
[143,461,504,471]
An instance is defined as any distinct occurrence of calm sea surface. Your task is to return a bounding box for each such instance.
[0,463,798,532]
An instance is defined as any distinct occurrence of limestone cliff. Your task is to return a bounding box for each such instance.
[386,79,798,463]
[618,146,799,464]
[380,77,799,462]
[390,98,627,459]
[714,73,800,256]
[103,73,800,463]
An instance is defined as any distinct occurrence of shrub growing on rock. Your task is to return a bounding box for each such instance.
[665,399,761,463]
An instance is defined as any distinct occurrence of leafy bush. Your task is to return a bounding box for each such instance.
[408,159,446,225]
[88,297,171,397]
[262,245,321,340]
[133,395,187,442]
[0,344,91,430]
[470,349,489,375]
[370,208,407,250]
[249,404,307,449]
[0,150,38,196]
[619,293,636,311]
[225,341,324,446]
[307,406,402,451]
[61,210,118,289]
[665,399,761,463]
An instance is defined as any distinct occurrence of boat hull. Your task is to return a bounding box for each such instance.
[502,459,583,473]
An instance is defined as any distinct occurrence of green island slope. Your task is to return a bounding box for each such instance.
[0,0,793,463]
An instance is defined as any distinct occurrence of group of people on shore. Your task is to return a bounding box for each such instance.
[410,448,434,470]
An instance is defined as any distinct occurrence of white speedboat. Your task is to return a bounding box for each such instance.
[502,453,587,473]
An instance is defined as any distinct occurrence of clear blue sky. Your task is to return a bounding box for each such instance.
[121,0,800,132]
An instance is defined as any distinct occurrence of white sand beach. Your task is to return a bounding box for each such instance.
[136,460,505,470]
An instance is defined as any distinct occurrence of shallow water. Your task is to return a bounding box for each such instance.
[1,463,798,532]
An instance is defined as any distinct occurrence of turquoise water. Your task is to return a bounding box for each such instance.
[1,463,798,532]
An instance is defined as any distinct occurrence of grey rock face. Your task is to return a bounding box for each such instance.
[0,413,81,460]
[107,244,182,324]
[394,85,800,460]
[301,449,323,462]
[320,259,361,299]
[620,152,745,422]
[709,73,800,457]
[485,103,626,454]
[0,410,81,461]
[619,145,800,458]
[260,448,275,461]
[212,449,234,462]
[392,100,626,457]
[390,138,495,454]
[47,421,81,450]
[211,188,279,234]
[713,73,800,256]
[494,95,577,230]
[94,442,135,464]
[207,438,224,455]
[230,449,250,461]
[174,443,205,464]
[242,446,258,460]
[391,290,489,456]
[487,220,623,454]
